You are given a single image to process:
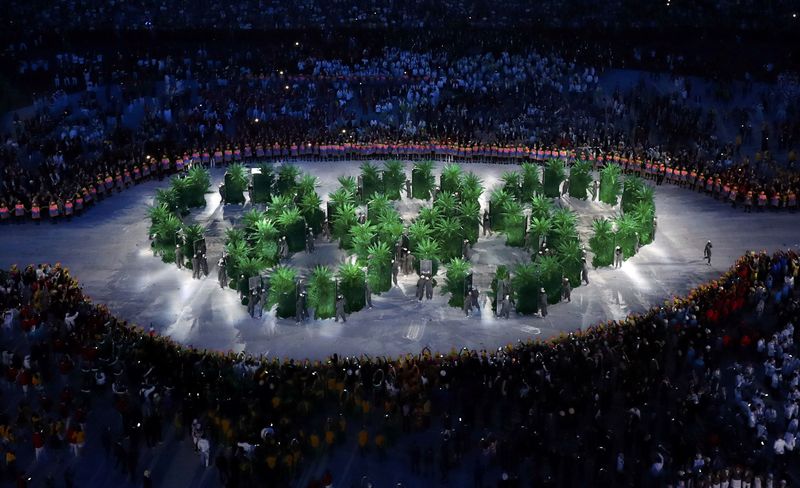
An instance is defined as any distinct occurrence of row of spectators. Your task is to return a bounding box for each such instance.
[1,140,797,224]
[0,250,798,486]
[2,0,798,34]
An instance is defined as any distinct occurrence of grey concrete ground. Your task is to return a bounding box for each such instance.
[1,161,798,360]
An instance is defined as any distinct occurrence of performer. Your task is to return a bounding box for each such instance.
[499,295,511,319]
[322,219,331,240]
[296,292,308,323]
[175,245,183,269]
[614,246,623,268]
[561,278,571,303]
[538,288,548,318]
[470,288,480,311]
[249,289,261,318]
[392,259,400,286]
[201,253,209,276]
[424,276,433,300]
[335,295,347,322]
[306,230,315,253]
[416,276,425,301]
[365,280,373,309]
[192,252,202,279]
[279,237,289,260]
[217,256,227,288]
[581,258,590,285]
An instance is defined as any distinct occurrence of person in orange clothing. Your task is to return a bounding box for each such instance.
[770,191,780,210]
[13,200,25,224]
[48,201,59,224]
[357,426,369,456]
[309,432,320,451]
[374,431,386,460]
[67,426,78,456]
[0,201,9,224]
[324,427,335,448]
[30,200,41,224]
[757,190,767,212]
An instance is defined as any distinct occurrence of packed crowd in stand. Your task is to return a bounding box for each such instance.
[0,250,797,486]
[2,24,799,223]
[3,0,798,33]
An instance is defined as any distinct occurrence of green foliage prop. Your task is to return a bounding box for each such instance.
[308,266,336,319]
[520,163,541,202]
[536,255,563,304]
[489,188,512,232]
[434,217,464,262]
[276,207,306,252]
[589,218,614,267]
[267,266,297,318]
[411,161,435,199]
[501,171,522,201]
[251,165,273,203]
[415,237,441,276]
[224,164,249,204]
[382,160,405,200]
[543,159,566,198]
[337,263,366,313]
[276,164,300,196]
[568,160,592,200]
[511,263,540,314]
[443,258,472,308]
[503,200,526,247]
[333,202,358,249]
[599,164,623,205]
[366,241,393,293]
[440,163,463,194]
[360,162,382,202]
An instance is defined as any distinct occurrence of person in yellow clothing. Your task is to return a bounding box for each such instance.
[4,449,15,475]
[309,433,320,451]
[75,428,86,456]
[358,426,369,455]
[374,432,386,460]
[325,429,335,447]
[338,415,347,440]
[220,418,233,443]
[282,452,294,471]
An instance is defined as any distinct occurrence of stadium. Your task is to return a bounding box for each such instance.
[0,1,799,487]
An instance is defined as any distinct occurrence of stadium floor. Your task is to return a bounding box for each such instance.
[2,161,797,359]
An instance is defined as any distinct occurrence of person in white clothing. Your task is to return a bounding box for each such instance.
[191,418,203,451]
[784,431,795,451]
[773,436,786,455]
[197,437,210,467]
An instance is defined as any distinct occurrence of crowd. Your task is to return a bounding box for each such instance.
[1,249,798,486]
[1,34,799,223]
[2,0,798,34]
